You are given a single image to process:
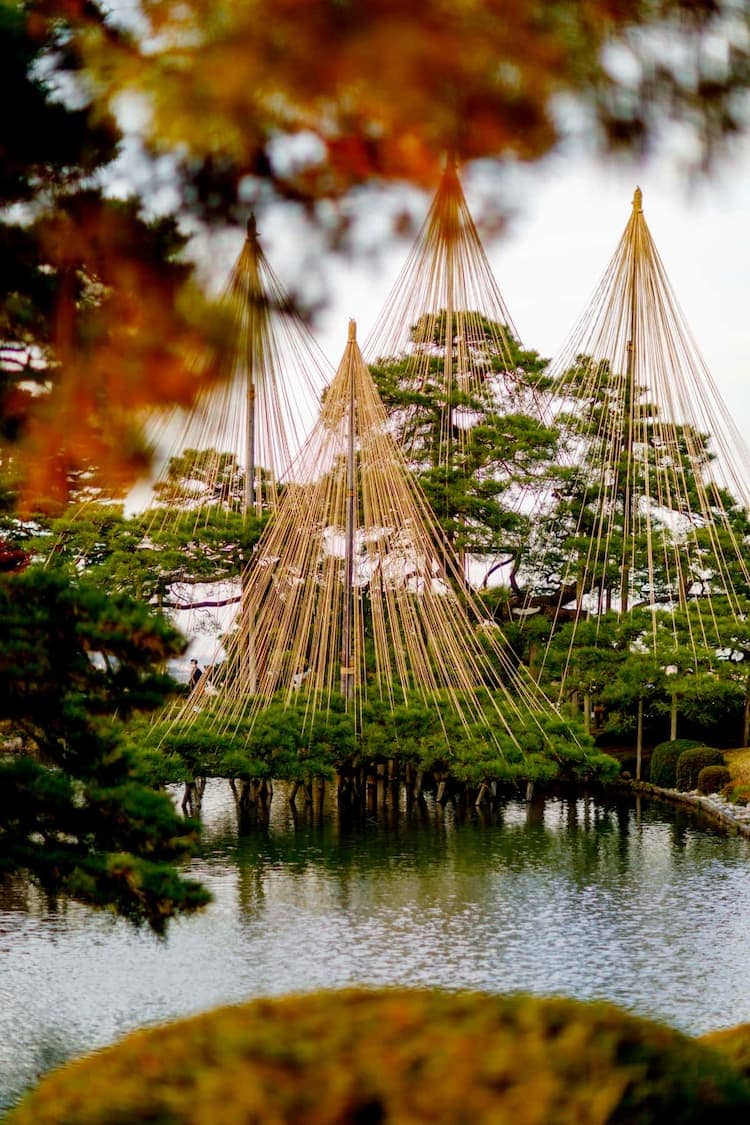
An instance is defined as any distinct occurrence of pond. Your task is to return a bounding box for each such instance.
[2,782,750,1111]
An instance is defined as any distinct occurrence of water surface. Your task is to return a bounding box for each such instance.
[2,783,749,1110]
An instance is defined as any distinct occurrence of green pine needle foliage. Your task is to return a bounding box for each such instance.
[0,566,210,932]
[134,691,618,790]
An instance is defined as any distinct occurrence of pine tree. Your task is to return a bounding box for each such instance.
[0,567,210,932]
[0,2,212,928]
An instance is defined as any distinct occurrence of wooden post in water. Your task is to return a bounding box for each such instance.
[313,777,325,821]
[376,762,386,809]
[366,768,377,815]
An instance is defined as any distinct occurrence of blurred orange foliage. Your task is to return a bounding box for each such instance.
[12,196,225,512]
[75,0,750,201]
[7,0,750,506]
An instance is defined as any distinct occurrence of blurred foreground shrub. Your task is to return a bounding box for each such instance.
[8,989,750,1124]
[702,1023,750,1083]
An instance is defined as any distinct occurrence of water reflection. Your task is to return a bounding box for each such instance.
[2,782,750,1111]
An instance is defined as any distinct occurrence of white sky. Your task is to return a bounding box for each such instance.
[245,146,750,440]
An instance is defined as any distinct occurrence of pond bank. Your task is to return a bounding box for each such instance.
[627,779,750,838]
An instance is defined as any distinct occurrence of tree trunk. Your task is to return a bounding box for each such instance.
[366,771,377,814]
[474,782,489,808]
[636,696,644,781]
[376,762,386,808]
[670,691,678,741]
[181,781,195,814]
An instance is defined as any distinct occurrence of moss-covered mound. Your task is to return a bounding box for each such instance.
[9,990,750,1124]
[701,1023,750,1083]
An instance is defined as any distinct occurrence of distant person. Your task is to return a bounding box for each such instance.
[188,659,202,690]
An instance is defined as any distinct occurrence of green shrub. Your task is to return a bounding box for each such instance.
[650,739,704,788]
[676,746,725,791]
[8,989,750,1124]
[697,765,732,795]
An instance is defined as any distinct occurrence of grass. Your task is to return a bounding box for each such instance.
[724,747,750,786]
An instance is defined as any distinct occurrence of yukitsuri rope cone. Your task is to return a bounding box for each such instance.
[363,158,553,555]
[143,215,329,530]
[527,188,750,677]
[44,219,330,645]
[364,158,545,446]
[172,321,567,758]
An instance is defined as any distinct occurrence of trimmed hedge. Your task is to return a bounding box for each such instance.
[697,765,732,795]
[676,746,725,792]
[650,739,705,789]
[8,989,750,1124]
